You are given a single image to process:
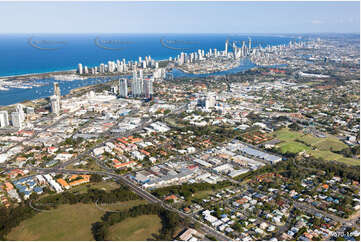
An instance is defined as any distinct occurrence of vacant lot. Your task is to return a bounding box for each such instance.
[7,204,103,241]
[106,215,162,241]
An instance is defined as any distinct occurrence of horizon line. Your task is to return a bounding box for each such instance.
[0,32,359,35]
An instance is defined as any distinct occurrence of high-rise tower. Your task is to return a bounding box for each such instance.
[50,95,60,116]
[53,82,61,97]
[225,40,229,56]
[119,78,128,98]
[143,78,153,99]
[0,111,9,128]
[77,63,83,75]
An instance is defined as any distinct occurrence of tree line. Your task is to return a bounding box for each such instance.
[235,157,359,182]
[38,186,139,206]
[0,185,139,240]
[91,203,186,241]
[151,181,233,201]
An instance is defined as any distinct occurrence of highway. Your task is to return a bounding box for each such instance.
[92,155,232,241]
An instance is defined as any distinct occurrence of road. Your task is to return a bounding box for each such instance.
[2,102,357,240]
[93,155,232,240]
[10,165,231,241]
[11,160,357,241]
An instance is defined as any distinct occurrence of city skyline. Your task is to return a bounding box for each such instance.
[0,2,359,241]
[0,1,359,34]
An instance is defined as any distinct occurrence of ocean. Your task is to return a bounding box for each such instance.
[0,34,297,106]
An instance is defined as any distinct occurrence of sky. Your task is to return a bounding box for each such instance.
[0,1,359,34]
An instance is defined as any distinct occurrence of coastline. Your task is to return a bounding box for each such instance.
[1,69,77,79]
[0,58,170,79]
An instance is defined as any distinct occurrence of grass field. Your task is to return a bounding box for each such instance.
[274,129,303,142]
[314,139,348,152]
[309,150,359,166]
[106,215,162,241]
[296,134,321,146]
[6,199,148,241]
[7,204,103,241]
[192,190,215,200]
[273,128,359,165]
[278,141,311,154]
[68,181,120,194]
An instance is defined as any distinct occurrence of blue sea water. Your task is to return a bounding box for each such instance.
[0,34,297,106]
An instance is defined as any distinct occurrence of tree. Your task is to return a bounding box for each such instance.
[91,222,107,241]
[90,174,103,183]
[206,235,217,241]
[289,122,301,131]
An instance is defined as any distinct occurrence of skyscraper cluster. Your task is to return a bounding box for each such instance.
[232,38,252,59]
[0,104,33,129]
[130,70,153,99]
[174,39,253,65]
[0,104,28,129]
[249,40,306,64]
[77,55,159,75]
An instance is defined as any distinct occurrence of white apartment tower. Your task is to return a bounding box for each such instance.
[119,78,128,98]
[143,78,153,99]
[11,112,23,129]
[225,40,229,56]
[78,63,83,75]
[0,111,9,128]
[50,95,60,116]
